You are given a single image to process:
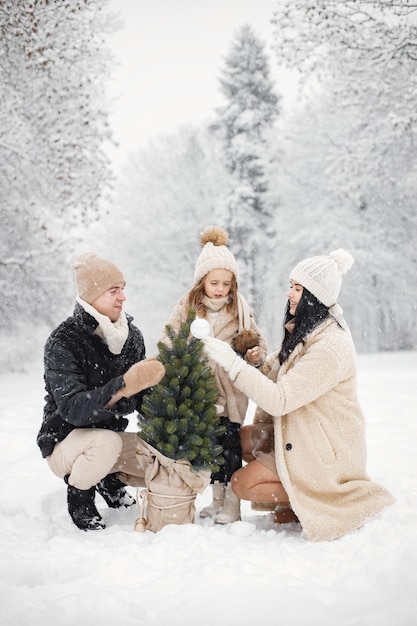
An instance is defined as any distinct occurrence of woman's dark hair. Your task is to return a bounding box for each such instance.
[279,288,330,364]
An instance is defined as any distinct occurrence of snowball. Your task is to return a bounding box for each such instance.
[190,318,210,339]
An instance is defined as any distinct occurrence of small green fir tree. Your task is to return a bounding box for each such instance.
[138,310,225,471]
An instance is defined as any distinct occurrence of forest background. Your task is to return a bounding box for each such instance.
[1,0,416,371]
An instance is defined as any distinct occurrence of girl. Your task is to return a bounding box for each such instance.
[160,226,268,523]
[202,249,394,541]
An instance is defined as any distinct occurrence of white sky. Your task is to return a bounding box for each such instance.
[106,0,284,165]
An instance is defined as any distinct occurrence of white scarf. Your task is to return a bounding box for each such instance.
[201,293,251,331]
[201,295,229,312]
[76,296,129,355]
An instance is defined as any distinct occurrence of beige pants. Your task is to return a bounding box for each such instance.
[47,429,148,490]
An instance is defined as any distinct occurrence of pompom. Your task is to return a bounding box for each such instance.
[232,330,260,355]
[330,249,354,274]
[200,226,229,248]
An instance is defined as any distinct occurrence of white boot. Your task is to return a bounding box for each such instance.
[215,485,241,524]
[199,483,225,518]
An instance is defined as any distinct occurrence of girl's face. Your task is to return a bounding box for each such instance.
[287,280,303,316]
[203,269,233,299]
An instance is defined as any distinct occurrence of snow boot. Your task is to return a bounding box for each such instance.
[96,473,135,509]
[199,482,225,519]
[273,503,299,524]
[215,484,241,524]
[66,478,105,531]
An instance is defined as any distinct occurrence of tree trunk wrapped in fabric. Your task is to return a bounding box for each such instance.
[135,310,225,532]
[134,439,211,532]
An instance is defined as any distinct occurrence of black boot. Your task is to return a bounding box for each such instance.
[65,477,105,531]
[96,473,135,509]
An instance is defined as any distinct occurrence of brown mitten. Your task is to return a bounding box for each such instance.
[231,329,260,355]
[121,358,165,398]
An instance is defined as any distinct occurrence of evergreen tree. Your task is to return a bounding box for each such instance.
[213,23,280,320]
[0,0,117,369]
[102,126,231,350]
[270,0,417,351]
[138,310,225,471]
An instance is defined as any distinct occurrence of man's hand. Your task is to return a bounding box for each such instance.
[121,357,165,398]
[202,337,244,381]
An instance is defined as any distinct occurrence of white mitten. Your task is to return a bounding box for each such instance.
[202,337,244,381]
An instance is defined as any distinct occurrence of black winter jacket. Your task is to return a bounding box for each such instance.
[37,303,146,458]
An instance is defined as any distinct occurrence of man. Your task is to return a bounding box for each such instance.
[37,252,165,531]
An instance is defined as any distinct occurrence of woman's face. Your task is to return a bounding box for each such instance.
[287,280,303,315]
[203,269,233,299]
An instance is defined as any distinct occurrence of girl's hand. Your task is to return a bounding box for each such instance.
[246,346,261,367]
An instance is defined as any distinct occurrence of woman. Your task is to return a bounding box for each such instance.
[202,249,394,541]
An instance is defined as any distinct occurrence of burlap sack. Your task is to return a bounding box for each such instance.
[134,438,211,532]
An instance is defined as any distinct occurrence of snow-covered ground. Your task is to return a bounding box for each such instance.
[1,351,416,626]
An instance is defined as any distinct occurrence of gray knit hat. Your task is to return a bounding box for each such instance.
[193,226,239,284]
[290,249,354,307]
[73,252,125,304]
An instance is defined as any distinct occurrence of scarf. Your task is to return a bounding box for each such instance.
[201,293,252,331]
[76,296,129,355]
[201,295,229,313]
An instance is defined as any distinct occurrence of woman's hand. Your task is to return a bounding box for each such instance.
[202,337,244,381]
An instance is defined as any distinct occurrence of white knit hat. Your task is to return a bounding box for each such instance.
[290,249,354,307]
[73,252,125,304]
[193,226,239,284]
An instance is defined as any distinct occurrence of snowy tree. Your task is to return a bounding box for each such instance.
[213,24,281,324]
[1,0,115,223]
[0,0,117,370]
[269,0,417,351]
[272,0,417,197]
[91,126,232,352]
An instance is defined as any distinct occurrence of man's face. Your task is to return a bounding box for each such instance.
[91,283,126,322]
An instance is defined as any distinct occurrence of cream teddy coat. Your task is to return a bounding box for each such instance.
[160,293,268,425]
[233,317,395,541]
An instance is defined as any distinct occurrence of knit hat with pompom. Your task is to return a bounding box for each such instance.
[193,226,239,284]
[73,252,125,304]
[290,249,354,307]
